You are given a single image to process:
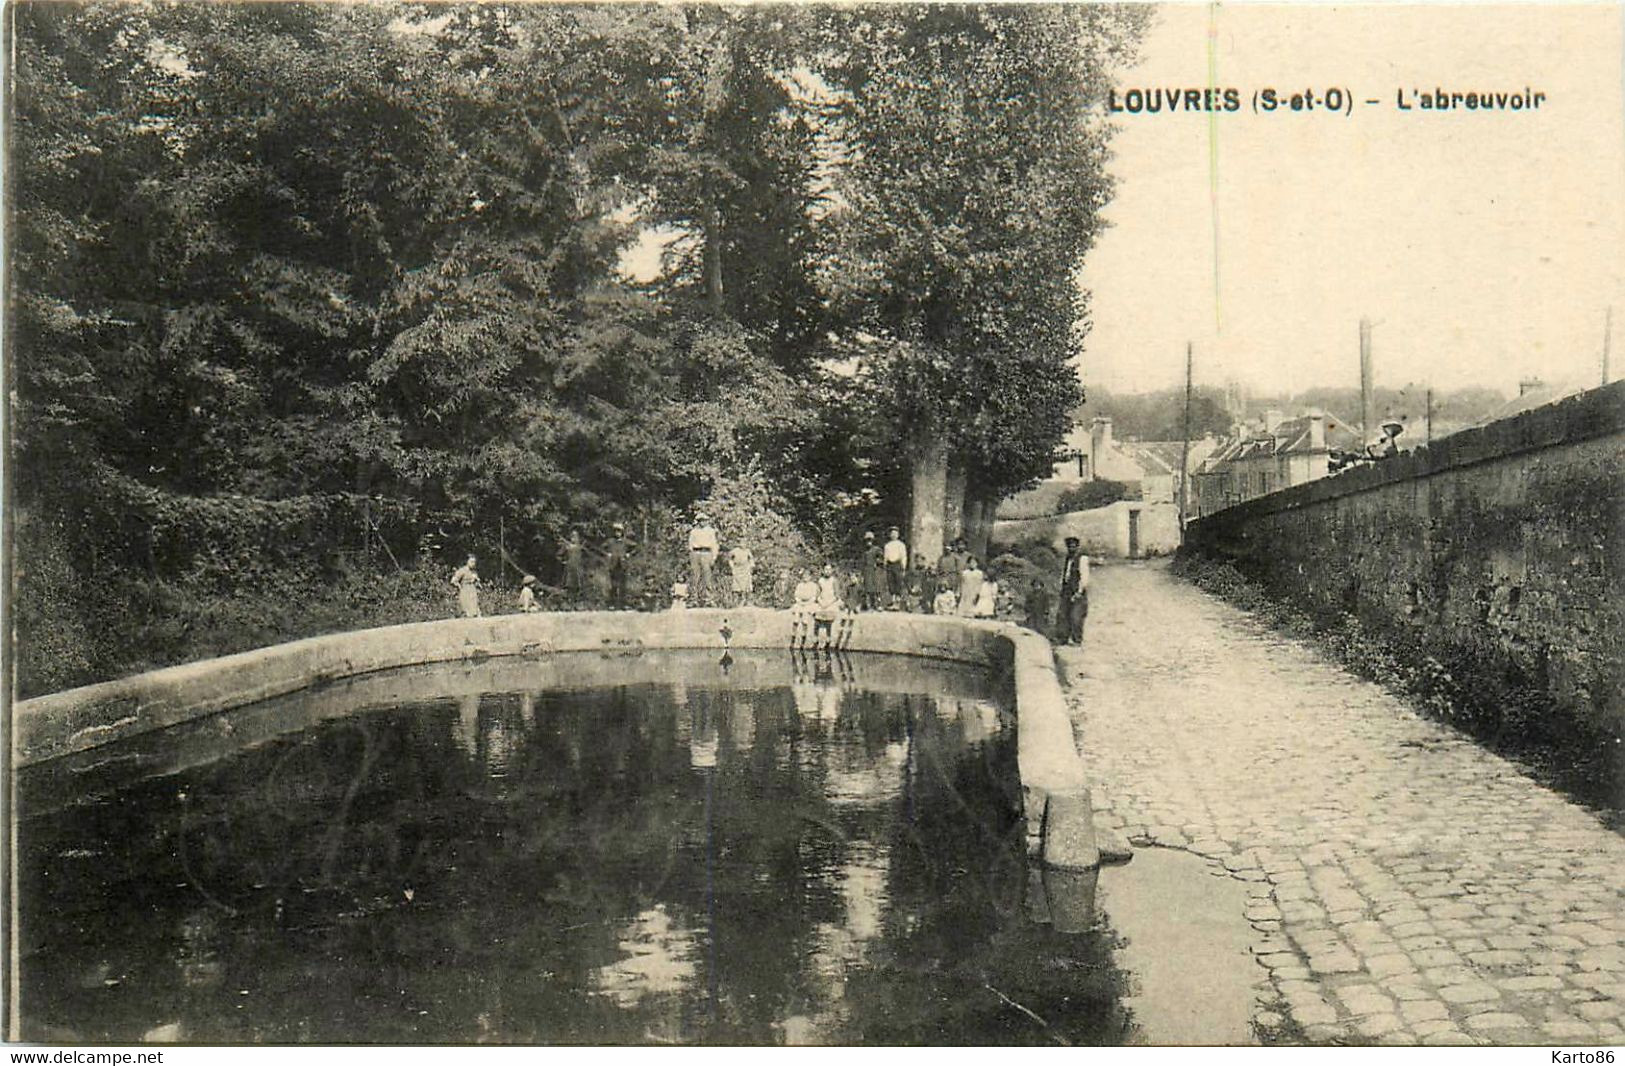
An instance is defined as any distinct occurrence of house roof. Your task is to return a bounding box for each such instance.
[1199,410,1362,472]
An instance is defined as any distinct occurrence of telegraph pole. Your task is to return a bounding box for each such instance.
[1425,388,1433,444]
[1179,341,1194,532]
[1604,306,1613,386]
[1359,317,1375,438]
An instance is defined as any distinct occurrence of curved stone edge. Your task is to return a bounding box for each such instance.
[14,609,1092,867]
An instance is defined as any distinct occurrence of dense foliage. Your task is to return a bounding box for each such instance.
[10,3,1144,693]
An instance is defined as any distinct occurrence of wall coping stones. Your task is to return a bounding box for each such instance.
[1190,380,1624,529]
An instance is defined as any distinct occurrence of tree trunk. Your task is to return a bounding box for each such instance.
[962,489,999,563]
[943,460,967,546]
[906,425,949,566]
[702,201,725,314]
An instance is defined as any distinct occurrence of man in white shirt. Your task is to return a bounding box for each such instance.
[688,512,719,606]
[882,526,908,609]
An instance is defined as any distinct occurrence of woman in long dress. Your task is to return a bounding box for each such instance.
[451,555,482,617]
[957,557,984,618]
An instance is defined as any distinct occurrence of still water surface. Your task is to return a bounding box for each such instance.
[19,652,1132,1045]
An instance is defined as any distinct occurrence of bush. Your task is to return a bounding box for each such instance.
[1055,480,1138,513]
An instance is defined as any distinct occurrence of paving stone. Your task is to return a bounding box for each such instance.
[1354,1013,1405,1038]
[1399,999,1449,1022]
[1539,935,1587,951]
[1464,1011,1529,1031]
[1438,983,1501,1004]
[1411,949,1464,968]
[1541,1020,1597,1040]
[1386,983,1433,1002]
[1468,949,1528,970]
[1290,1001,1338,1026]
[1576,1000,1623,1022]
[1308,951,1361,975]
[1365,953,1416,977]
[1420,1028,1477,1046]
[1497,975,1564,992]
[1576,946,1625,972]
[1335,986,1394,1016]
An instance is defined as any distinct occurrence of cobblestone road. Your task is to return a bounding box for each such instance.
[1059,561,1625,1047]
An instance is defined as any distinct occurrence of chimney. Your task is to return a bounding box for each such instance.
[1308,412,1326,450]
[1263,408,1286,433]
[1090,417,1113,465]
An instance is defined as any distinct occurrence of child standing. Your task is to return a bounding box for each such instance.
[791,569,819,645]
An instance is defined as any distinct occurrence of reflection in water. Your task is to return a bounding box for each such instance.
[17,653,1133,1046]
[593,905,699,1009]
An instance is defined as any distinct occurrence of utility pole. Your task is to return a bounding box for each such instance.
[1179,341,1194,533]
[1359,317,1375,439]
[1604,306,1613,386]
[1425,388,1433,444]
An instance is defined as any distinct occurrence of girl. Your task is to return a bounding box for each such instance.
[972,570,999,619]
[957,556,984,618]
[790,569,819,645]
[450,555,482,618]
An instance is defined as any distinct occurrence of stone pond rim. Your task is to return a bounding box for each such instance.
[12,607,1104,872]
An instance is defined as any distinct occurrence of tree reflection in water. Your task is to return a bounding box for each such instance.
[17,652,1133,1045]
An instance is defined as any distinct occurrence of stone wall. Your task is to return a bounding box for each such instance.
[1184,381,1625,734]
[993,500,1182,558]
[13,606,1094,865]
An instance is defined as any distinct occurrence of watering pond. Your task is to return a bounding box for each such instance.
[16,649,1251,1045]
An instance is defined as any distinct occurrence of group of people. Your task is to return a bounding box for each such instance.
[776,533,1006,649]
[446,518,1096,649]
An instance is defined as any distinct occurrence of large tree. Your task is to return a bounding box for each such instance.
[822,4,1147,562]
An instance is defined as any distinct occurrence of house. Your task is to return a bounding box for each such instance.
[1051,417,1216,501]
[1193,409,1362,515]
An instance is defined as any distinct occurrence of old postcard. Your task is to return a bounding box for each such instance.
[5,1,1622,1054]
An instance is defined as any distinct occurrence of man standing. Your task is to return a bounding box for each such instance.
[861,530,886,611]
[559,530,587,606]
[1058,536,1090,645]
[939,537,967,590]
[882,526,908,609]
[688,512,719,607]
[604,522,636,610]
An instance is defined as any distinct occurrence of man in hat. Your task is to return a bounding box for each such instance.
[860,530,886,611]
[938,537,968,589]
[688,511,719,606]
[1365,418,1405,461]
[604,522,637,609]
[1057,536,1090,645]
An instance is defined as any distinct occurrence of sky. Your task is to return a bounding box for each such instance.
[1076,3,1625,398]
